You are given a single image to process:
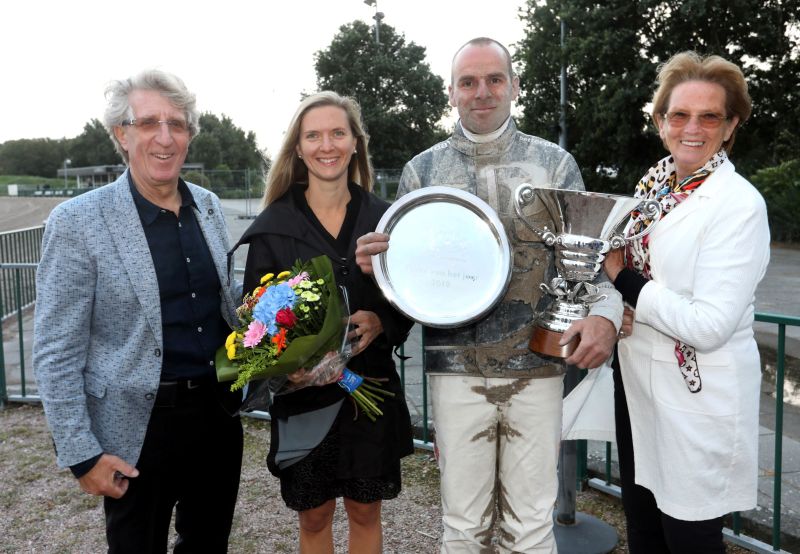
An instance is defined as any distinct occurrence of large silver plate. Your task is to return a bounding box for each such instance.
[373,186,512,328]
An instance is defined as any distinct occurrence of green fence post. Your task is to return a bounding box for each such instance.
[421,330,429,444]
[772,323,785,551]
[398,342,405,389]
[15,269,26,397]
[0,269,7,408]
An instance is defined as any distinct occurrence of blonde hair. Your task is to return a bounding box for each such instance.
[262,91,373,207]
[651,51,751,152]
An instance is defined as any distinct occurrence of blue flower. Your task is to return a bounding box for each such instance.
[252,283,297,335]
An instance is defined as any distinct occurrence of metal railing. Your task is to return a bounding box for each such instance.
[0,263,39,406]
[0,226,43,320]
[1,262,796,551]
[586,312,799,553]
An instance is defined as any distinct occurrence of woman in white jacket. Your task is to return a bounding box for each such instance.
[604,51,770,553]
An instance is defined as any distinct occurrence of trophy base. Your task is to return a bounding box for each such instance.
[529,326,580,358]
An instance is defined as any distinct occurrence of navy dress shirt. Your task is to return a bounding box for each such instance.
[130,179,229,381]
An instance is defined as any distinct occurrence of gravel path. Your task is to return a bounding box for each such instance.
[0,404,442,553]
[1,402,752,554]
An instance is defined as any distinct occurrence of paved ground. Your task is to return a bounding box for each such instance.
[2,196,798,550]
[0,197,66,233]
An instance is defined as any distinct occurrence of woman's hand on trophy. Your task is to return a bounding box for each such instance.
[618,306,635,339]
[603,248,625,282]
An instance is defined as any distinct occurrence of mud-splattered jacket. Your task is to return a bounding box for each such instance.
[397,119,623,378]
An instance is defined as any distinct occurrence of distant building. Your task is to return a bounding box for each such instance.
[57,163,205,188]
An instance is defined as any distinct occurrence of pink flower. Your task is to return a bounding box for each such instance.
[243,320,268,348]
[275,308,298,329]
[287,272,309,287]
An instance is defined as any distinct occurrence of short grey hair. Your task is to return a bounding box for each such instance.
[103,69,200,163]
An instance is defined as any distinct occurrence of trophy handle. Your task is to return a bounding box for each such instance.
[607,199,662,249]
[514,183,557,246]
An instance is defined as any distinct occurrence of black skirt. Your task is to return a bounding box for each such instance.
[268,374,414,512]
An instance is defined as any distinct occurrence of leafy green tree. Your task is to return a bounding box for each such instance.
[189,133,222,169]
[0,114,269,179]
[515,0,800,193]
[67,119,119,167]
[751,159,800,242]
[314,20,449,168]
[0,138,67,177]
[183,170,211,189]
[188,113,267,171]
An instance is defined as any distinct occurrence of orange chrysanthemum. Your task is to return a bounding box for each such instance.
[271,328,288,352]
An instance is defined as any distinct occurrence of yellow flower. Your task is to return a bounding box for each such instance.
[227,344,237,360]
[260,273,275,284]
[277,270,291,280]
[225,331,237,348]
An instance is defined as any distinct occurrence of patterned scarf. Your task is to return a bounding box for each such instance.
[625,149,728,393]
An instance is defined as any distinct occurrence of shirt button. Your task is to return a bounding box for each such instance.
[145,393,155,400]
[197,326,203,333]
[186,257,191,263]
[191,292,196,298]
[208,209,214,215]
[178,222,182,228]
[154,348,161,357]
[341,267,349,276]
[209,360,215,366]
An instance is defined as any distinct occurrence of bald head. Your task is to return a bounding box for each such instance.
[451,37,514,86]
[448,38,520,134]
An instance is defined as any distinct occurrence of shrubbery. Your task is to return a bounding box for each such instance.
[750,159,800,243]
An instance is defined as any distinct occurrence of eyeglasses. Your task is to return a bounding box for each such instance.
[663,111,729,129]
[121,117,190,135]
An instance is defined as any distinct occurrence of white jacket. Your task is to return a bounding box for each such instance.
[618,161,770,520]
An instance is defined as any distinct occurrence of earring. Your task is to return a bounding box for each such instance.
[353,149,357,154]
[298,154,303,159]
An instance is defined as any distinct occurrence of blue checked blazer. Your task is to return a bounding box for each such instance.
[33,171,239,468]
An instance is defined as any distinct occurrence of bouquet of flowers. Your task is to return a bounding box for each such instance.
[215,255,392,421]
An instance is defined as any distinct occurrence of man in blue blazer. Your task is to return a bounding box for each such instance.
[33,70,243,553]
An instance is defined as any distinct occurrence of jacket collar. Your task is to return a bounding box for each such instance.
[102,170,163,339]
[227,182,373,274]
[449,118,518,158]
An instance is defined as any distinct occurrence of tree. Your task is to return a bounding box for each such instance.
[188,113,267,172]
[0,138,66,177]
[314,20,449,168]
[751,159,800,242]
[67,119,119,167]
[515,0,800,193]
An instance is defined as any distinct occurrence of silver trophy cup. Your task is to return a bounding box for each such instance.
[513,184,661,358]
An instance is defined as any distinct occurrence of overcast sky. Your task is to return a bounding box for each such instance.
[1,0,527,158]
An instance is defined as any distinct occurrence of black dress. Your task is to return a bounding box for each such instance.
[235,182,414,511]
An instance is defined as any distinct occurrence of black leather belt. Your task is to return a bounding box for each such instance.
[159,378,213,390]
[155,378,216,407]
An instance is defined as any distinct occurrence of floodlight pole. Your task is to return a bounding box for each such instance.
[363,0,384,44]
[63,158,71,188]
[552,16,618,554]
